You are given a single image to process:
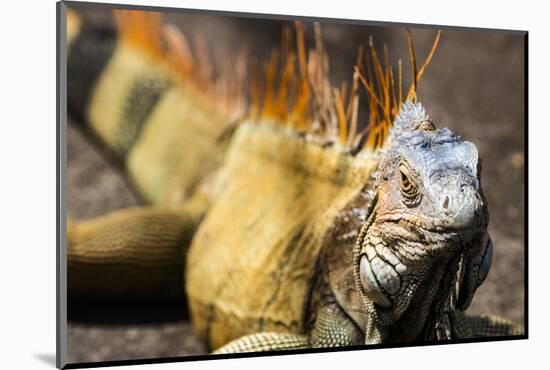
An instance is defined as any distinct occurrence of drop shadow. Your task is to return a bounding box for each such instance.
[34,353,56,367]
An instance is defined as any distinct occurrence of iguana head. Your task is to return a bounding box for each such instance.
[354,101,492,343]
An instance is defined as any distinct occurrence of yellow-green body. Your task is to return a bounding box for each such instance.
[186,123,379,349]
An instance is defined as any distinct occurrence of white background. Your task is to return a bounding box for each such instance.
[0,0,545,369]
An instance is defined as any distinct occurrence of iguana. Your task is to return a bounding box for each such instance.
[65,7,523,354]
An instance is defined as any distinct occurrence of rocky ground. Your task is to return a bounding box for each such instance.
[66,10,525,364]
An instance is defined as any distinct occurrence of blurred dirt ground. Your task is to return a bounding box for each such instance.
[66,8,525,364]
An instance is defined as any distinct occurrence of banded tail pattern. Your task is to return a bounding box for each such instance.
[67,9,245,206]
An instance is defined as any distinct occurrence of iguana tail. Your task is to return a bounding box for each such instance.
[66,8,241,299]
[66,8,240,206]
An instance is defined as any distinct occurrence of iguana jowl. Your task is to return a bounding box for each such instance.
[65,8,523,355]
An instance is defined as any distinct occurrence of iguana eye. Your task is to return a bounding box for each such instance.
[417,120,435,131]
[398,163,420,205]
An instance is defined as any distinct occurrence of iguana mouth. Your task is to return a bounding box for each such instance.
[376,212,485,234]
[356,237,458,343]
[357,213,484,309]
[354,212,488,343]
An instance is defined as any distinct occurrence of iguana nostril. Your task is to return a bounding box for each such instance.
[442,196,449,210]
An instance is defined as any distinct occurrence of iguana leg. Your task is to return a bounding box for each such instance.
[212,332,310,354]
[310,303,363,348]
[212,302,362,354]
[67,198,206,300]
[451,312,524,338]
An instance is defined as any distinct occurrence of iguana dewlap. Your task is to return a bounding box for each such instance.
[65,8,524,354]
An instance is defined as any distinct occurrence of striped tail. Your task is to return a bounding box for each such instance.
[66,9,237,206]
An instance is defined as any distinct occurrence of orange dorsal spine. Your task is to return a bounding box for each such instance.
[112,9,442,154]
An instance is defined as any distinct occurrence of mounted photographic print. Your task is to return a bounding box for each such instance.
[56,0,527,367]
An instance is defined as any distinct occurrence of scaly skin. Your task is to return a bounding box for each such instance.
[355,102,491,344]
[322,102,497,345]
[68,194,208,300]
[65,9,523,355]
[185,122,378,350]
[212,103,522,353]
